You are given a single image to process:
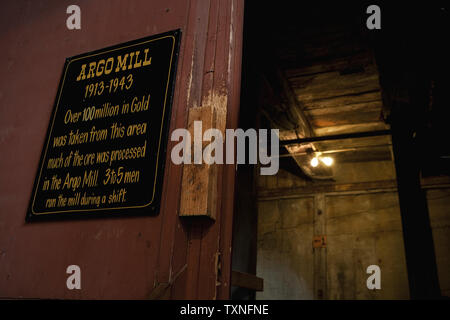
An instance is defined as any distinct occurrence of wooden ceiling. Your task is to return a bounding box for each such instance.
[278,25,388,136]
[246,3,393,178]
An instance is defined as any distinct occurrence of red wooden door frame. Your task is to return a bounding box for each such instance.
[150,0,244,300]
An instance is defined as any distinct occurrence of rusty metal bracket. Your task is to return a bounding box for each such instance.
[313,235,327,248]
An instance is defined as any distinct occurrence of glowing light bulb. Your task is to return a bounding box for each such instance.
[321,156,333,166]
[310,157,319,167]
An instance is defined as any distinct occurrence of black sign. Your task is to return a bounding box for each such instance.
[26,30,181,220]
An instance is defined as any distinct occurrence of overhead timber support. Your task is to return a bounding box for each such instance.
[258,65,333,179]
[371,3,445,299]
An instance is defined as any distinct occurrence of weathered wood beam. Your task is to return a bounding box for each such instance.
[258,179,398,199]
[258,175,450,200]
[292,65,380,103]
[306,100,381,115]
[313,194,327,299]
[314,122,389,136]
[302,90,382,111]
[260,67,314,138]
[259,65,334,179]
[179,103,227,219]
[390,104,441,299]
[280,129,391,146]
[367,3,443,298]
[308,107,382,128]
[231,270,264,292]
[315,135,392,150]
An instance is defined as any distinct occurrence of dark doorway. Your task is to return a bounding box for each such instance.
[231,2,449,300]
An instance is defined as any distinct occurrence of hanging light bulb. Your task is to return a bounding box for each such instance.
[310,157,319,167]
[321,156,334,166]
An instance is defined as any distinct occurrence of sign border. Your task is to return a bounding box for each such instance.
[26,29,181,221]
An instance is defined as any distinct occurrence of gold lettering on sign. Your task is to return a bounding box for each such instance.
[76,48,152,82]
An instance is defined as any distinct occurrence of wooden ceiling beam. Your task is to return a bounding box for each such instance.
[260,66,337,179]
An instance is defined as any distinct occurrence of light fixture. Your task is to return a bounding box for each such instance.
[310,157,319,167]
[310,156,334,167]
[321,156,333,166]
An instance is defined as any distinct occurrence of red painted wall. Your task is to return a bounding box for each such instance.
[0,0,243,299]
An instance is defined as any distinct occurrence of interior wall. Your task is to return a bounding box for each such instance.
[256,156,450,299]
[256,159,412,300]
[325,191,409,299]
[257,196,315,299]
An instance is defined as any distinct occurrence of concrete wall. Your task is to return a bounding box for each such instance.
[257,196,315,299]
[325,191,408,299]
[256,159,450,299]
